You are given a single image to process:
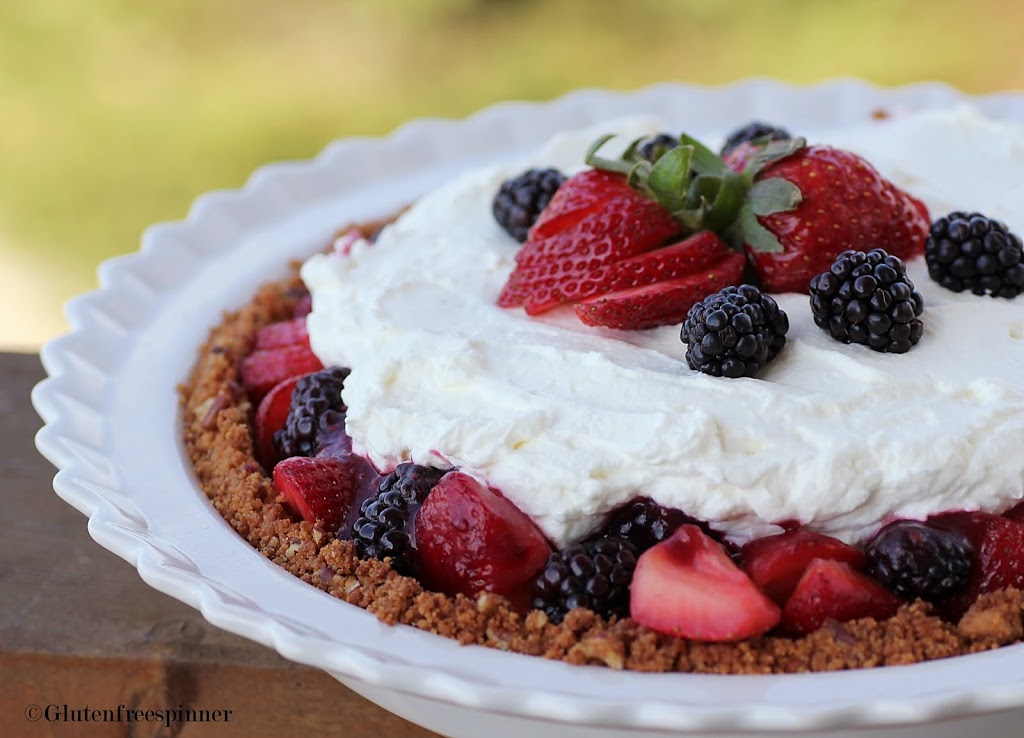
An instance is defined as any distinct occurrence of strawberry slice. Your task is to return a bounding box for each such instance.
[254,374,303,467]
[414,472,551,604]
[254,317,309,351]
[931,511,1024,619]
[499,171,680,309]
[741,530,866,605]
[574,253,746,330]
[240,344,324,401]
[510,231,732,315]
[273,455,366,531]
[779,559,901,636]
[292,293,313,319]
[629,525,780,641]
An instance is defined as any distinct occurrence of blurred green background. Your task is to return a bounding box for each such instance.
[3,0,1023,349]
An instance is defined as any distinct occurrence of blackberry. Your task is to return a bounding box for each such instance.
[865,521,974,604]
[808,248,925,354]
[274,367,350,457]
[720,121,792,158]
[351,463,447,575]
[924,211,1024,298]
[636,132,679,163]
[600,497,693,553]
[680,284,789,378]
[492,167,567,242]
[533,536,638,623]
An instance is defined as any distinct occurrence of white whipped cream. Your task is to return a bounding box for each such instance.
[303,107,1024,547]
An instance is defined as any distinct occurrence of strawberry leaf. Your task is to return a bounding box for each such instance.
[745,137,806,177]
[648,145,693,210]
[738,204,785,254]
[679,133,727,176]
[749,177,803,216]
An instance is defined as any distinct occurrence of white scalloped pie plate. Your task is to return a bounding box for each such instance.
[32,80,1024,738]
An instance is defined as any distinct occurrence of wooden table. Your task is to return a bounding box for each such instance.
[0,352,439,737]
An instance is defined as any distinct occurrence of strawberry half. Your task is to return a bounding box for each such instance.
[414,471,551,606]
[779,559,901,636]
[931,511,1024,619]
[273,455,365,531]
[575,252,745,330]
[254,374,303,468]
[254,317,310,351]
[240,344,324,401]
[741,529,866,605]
[629,525,780,641]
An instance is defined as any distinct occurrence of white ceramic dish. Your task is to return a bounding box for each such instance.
[33,79,1024,738]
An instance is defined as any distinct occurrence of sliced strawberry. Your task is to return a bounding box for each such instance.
[629,525,780,642]
[414,472,551,602]
[741,530,866,605]
[779,559,901,636]
[240,344,324,401]
[931,511,1024,619]
[499,171,680,309]
[529,168,627,240]
[254,375,302,467]
[512,231,732,314]
[273,455,366,531]
[574,253,746,330]
[255,317,309,351]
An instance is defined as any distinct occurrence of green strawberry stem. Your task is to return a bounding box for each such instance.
[585,132,808,254]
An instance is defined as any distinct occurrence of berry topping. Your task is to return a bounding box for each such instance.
[351,463,447,576]
[272,455,366,532]
[240,343,324,401]
[274,367,350,458]
[930,511,1024,619]
[719,121,792,158]
[575,254,746,330]
[629,525,781,641]
[254,374,304,468]
[492,168,567,242]
[741,530,866,605]
[584,132,928,294]
[254,317,310,351]
[924,211,1024,298]
[864,520,974,604]
[779,559,901,636]
[636,132,679,163]
[680,284,789,378]
[533,536,638,623]
[808,248,925,354]
[599,497,694,553]
[414,472,551,603]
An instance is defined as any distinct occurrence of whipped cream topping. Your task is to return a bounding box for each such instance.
[303,107,1024,547]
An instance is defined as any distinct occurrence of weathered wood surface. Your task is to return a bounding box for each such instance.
[0,352,439,737]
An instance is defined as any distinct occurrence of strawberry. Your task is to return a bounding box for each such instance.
[930,511,1024,619]
[741,529,866,605]
[584,132,929,295]
[273,455,366,531]
[745,145,929,292]
[292,293,313,319]
[414,472,551,604]
[499,169,681,310]
[629,525,780,641]
[254,374,303,467]
[779,559,901,636]
[254,317,309,351]
[575,253,745,330]
[240,344,324,401]
[509,231,734,314]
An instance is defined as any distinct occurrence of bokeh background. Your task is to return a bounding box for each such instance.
[4,0,1024,350]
